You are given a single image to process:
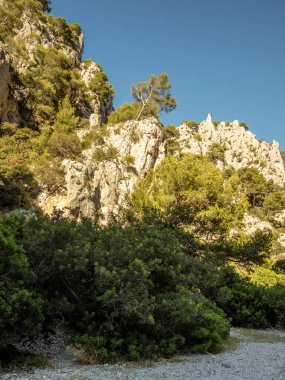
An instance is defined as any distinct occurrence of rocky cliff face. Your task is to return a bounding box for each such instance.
[1,1,284,227]
[0,47,21,124]
[37,114,285,222]
[38,118,165,222]
[0,1,111,127]
[178,114,285,185]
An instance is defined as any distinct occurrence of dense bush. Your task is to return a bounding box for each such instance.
[185,257,285,328]
[130,154,249,238]
[0,208,284,365]
[93,145,119,162]
[273,259,285,274]
[108,102,144,124]
[0,216,43,351]
[182,120,199,129]
[0,214,230,363]
[207,142,226,164]
[88,71,114,122]
[164,125,181,156]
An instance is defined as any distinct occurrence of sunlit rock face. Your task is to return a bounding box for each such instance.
[38,118,165,223]
[178,114,285,186]
[0,5,111,127]
[38,114,285,223]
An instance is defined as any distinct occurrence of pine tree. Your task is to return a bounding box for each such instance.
[54,96,79,133]
[131,72,177,121]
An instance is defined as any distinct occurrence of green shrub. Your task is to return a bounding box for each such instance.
[33,156,65,191]
[207,142,226,163]
[273,259,285,274]
[186,257,285,328]
[46,15,81,49]
[0,215,43,351]
[8,216,229,361]
[88,71,114,122]
[48,131,82,159]
[82,128,108,149]
[123,154,135,166]
[0,122,18,137]
[0,174,28,210]
[239,121,249,130]
[93,145,119,162]
[194,133,202,141]
[182,120,199,129]
[108,102,142,124]
[164,125,181,156]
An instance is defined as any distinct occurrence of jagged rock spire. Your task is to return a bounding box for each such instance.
[206,113,213,123]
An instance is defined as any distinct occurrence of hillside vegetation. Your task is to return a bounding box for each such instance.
[0,0,285,368]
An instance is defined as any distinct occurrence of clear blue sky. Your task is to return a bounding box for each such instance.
[51,0,285,148]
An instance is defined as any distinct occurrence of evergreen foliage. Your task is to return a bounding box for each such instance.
[1,0,285,369]
[131,73,177,121]
[108,102,145,124]
[130,154,249,240]
[207,142,226,164]
[1,211,284,365]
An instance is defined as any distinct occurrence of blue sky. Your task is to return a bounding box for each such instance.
[51,0,285,148]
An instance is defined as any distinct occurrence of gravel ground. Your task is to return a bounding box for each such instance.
[1,328,285,380]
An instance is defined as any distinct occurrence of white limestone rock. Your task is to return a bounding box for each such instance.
[38,118,165,222]
[178,115,285,185]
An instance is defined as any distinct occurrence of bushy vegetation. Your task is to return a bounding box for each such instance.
[108,102,143,124]
[0,0,46,42]
[1,0,285,369]
[130,154,250,239]
[1,206,285,366]
[164,125,181,156]
[239,121,249,130]
[207,142,226,164]
[93,145,119,162]
[88,71,114,122]
[182,120,199,129]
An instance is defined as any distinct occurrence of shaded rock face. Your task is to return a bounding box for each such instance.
[178,114,285,185]
[0,49,21,124]
[38,118,165,223]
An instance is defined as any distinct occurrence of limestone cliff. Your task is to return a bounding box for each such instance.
[178,114,285,186]
[37,114,285,223]
[38,118,165,222]
[1,1,284,231]
[0,1,112,126]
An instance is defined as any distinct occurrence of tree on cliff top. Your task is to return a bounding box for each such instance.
[131,72,177,121]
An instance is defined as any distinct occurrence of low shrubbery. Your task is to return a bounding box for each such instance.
[108,102,143,124]
[0,212,284,366]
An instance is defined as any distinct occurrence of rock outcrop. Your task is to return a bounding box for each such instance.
[38,114,285,223]
[0,47,21,124]
[0,1,111,127]
[38,118,165,222]
[178,114,285,185]
[1,1,284,232]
